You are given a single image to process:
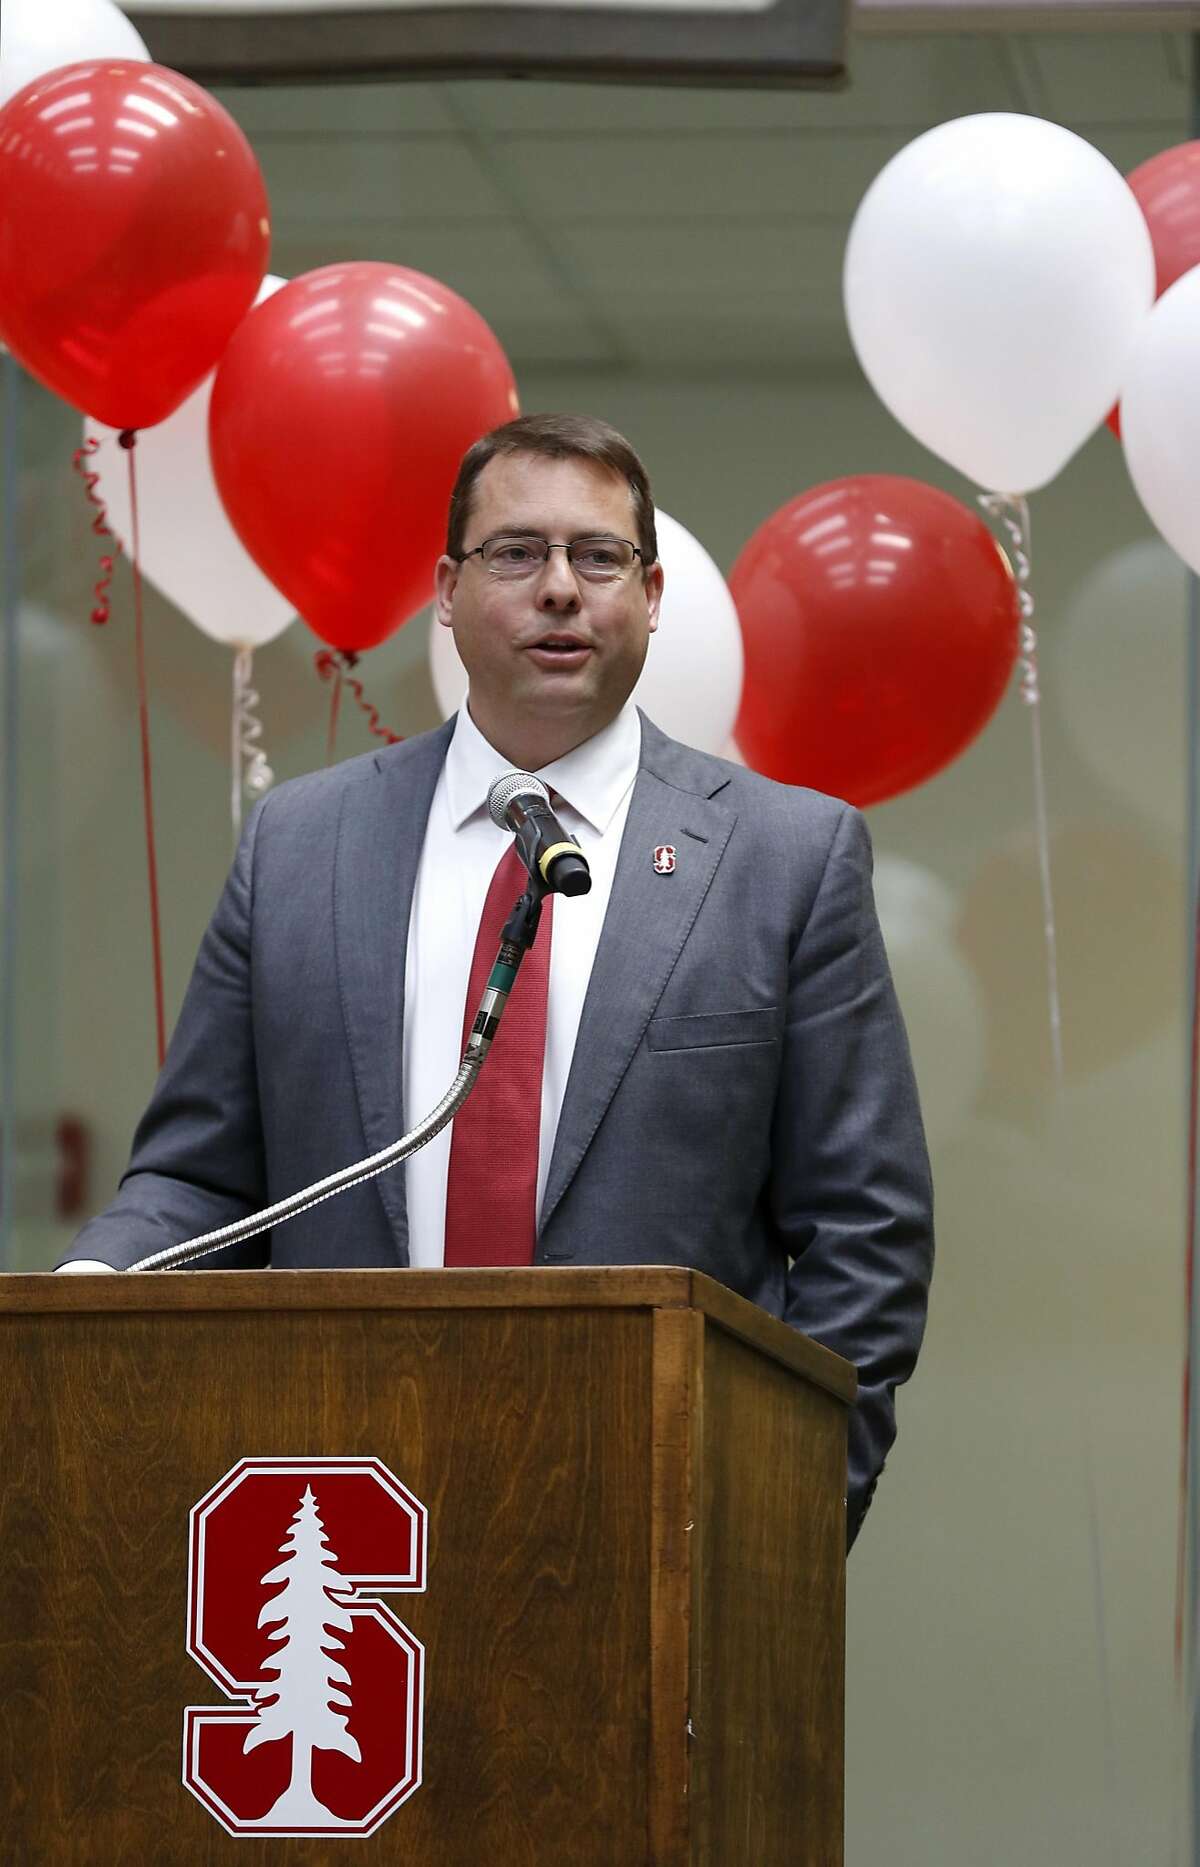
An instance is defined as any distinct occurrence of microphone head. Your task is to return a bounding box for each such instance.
[487,770,550,831]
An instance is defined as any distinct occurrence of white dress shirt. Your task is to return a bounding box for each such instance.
[403,700,641,1266]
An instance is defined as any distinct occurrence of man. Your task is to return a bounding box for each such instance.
[58,413,932,1547]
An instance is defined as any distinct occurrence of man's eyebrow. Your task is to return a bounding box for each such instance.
[488,523,624,540]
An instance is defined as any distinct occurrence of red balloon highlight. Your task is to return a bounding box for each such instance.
[732,475,1020,808]
[0,61,269,429]
[209,263,519,656]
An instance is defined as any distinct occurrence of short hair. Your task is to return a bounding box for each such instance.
[446,412,658,569]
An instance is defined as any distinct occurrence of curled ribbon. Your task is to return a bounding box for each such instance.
[232,648,275,841]
[978,492,1039,708]
[978,490,1062,1084]
[315,649,402,758]
[71,435,121,625]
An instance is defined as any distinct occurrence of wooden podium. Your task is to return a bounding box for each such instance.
[1,1267,855,1865]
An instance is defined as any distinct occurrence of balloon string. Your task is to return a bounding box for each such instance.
[316,651,344,763]
[71,435,121,625]
[315,650,402,754]
[978,492,1063,1085]
[231,648,275,844]
[123,432,166,1071]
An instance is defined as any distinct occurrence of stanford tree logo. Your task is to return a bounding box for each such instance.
[183,1458,427,1838]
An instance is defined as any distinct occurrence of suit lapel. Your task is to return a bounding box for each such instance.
[334,722,453,1261]
[539,721,736,1242]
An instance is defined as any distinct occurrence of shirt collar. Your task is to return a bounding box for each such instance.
[445,700,642,836]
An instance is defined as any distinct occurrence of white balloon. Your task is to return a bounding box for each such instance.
[844,113,1155,495]
[872,858,985,1147]
[428,508,744,754]
[1121,266,1200,582]
[0,0,148,106]
[1056,539,1186,837]
[84,277,295,652]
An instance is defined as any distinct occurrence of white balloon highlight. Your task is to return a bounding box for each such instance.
[429,508,744,754]
[0,0,148,107]
[84,277,295,652]
[1121,266,1200,582]
[844,113,1155,495]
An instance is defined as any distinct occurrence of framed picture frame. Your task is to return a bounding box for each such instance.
[126,0,848,88]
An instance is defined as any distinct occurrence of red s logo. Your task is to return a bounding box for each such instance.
[183,1458,426,1837]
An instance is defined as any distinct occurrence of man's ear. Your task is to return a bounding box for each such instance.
[644,560,665,634]
[434,554,460,628]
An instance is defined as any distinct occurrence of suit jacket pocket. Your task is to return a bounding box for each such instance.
[646,1007,778,1053]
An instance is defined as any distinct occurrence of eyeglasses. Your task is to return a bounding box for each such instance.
[456,534,644,582]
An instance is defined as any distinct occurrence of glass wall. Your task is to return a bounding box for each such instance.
[0,26,1189,1862]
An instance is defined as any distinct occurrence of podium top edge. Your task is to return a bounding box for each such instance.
[0,1265,856,1402]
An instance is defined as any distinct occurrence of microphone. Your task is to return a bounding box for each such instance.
[487,772,591,897]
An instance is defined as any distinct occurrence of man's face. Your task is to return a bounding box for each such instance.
[434,450,663,765]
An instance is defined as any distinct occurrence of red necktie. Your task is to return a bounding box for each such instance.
[443,843,554,1266]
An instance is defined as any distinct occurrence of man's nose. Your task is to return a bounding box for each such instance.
[535,545,582,608]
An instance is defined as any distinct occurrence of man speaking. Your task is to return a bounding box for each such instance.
[57,412,933,1548]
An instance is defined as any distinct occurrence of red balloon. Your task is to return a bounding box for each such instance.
[0,61,269,429]
[732,476,1020,807]
[209,263,519,654]
[1108,140,1200,437]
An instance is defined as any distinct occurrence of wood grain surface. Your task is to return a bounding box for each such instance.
[647,1307,702,1865]
[693,1326,846,1867]
[2,1269,857,1402]
[0,1275,850,1864]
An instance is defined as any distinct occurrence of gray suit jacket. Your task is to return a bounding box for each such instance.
[63,713,933,1544]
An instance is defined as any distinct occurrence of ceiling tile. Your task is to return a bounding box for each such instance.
[208,28,1195,380]
[258,133,509,225]
[1019,31,1188,126]
[547,219,848,365]
[447,38,1019,135]
[215,80,460,136]
[270,222,615,366]
[486,128,916,224]
[1074,122,1192,176]
[614,309,852,369]
[557,218,845,305]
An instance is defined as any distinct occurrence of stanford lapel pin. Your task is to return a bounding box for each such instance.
[653,845,677,874]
